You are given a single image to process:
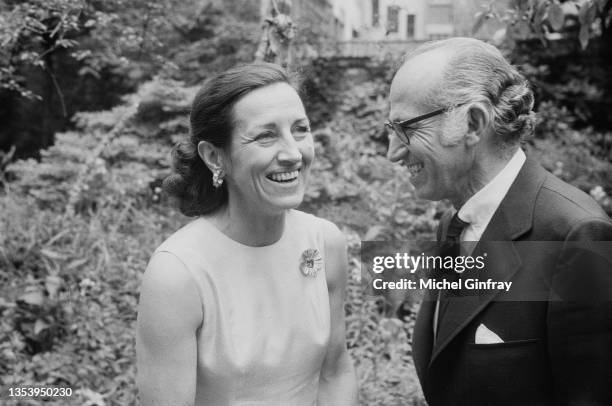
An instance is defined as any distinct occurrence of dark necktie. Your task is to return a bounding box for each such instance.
[446,212,469,243]
[436,211,469,342]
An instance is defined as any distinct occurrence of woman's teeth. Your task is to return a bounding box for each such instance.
[268,170,299,183]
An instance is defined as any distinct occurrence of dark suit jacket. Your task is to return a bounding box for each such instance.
[412,157,612,406]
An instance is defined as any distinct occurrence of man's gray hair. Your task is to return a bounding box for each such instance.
[404,37,536,147]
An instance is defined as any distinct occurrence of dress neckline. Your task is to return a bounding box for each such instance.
[196,210,293,250]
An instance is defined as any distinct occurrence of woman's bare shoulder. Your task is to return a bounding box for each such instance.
[139,252,203,332]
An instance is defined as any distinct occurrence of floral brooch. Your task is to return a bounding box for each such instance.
[299,248,323,277]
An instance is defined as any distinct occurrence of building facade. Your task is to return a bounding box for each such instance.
[363,0,454,40]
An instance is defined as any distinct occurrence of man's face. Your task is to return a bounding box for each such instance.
[387,52,474,203]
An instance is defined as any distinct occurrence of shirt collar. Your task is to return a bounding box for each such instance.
[458,148,526,229]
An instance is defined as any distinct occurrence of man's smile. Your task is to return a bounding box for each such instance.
[405,162,424,176]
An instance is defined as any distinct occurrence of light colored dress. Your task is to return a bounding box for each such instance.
[154,209,331,405]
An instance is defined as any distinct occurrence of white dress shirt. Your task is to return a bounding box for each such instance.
[458,148,526,243]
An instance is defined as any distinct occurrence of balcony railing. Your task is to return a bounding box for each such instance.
[326,40,428,59]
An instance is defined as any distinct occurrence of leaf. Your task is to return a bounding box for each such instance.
[46,229,70,246]
[0,297,15,309]
[364,225,391,241]
[516,0,531,13]
[75,388,106,405]
[78,66,101,79]
[56,39,77,48]
[534,0,548,26]
[45,275,62,299]
[514,20,531,39]
[67,257,89,270]
[579,24,590,49]
[34,319,50,335]
[578,0,597,25]
[548,2,565,31]
[18,286,44,306]
[40,248,65,260]
[472,11,487,35]
[492,27,508,46]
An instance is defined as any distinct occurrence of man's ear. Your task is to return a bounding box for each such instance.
[465,104,489,147]
[197,141,225,173]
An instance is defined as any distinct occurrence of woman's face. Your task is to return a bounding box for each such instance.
[223,82,314,216]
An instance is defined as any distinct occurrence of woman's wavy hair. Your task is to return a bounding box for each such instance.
[163,62,296,217]
[404,38,536,153]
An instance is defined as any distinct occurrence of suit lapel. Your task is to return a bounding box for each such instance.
[430,239,521,364]
[428,156,547,366]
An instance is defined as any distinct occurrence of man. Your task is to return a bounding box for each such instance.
[386,37,612,406]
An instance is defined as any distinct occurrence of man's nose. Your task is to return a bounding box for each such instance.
[387,134,409,163]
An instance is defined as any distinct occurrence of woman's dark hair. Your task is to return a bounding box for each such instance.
[163,62,298,217]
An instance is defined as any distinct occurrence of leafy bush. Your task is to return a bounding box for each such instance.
[0,186,187,405]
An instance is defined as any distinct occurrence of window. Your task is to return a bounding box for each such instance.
[406,14,415,38]
[372,0,379,26]
[387,6,399,33]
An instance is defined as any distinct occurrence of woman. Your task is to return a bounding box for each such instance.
[136,62,357,405]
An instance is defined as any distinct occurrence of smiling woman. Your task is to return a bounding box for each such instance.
[136,62,358,406]
[215,80,314,223]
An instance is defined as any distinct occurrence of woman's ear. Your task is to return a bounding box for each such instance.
[197,141,224,173]
[465,104,490,147]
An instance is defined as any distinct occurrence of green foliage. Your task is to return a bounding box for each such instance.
[0,188,183,404]
[0,0,193,99]
[167,1,260,84]
[344,235,425,405]
[474,0,612,49]
[474,0,612,175]
[0,0,259,160]
[4,77,195,214]
[0,0,84,99]
[0,0,261,96]
[529,101,612,213]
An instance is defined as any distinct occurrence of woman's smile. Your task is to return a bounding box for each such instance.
[266,169,301,184]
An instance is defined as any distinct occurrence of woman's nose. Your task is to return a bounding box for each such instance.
[277,135,302,164]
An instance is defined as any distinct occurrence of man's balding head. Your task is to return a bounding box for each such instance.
[393,37,536,149]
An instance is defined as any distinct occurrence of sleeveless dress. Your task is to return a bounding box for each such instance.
[154,209,331,405]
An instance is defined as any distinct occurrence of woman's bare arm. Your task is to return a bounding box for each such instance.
[136,252,203,406]
[317,221,358,405]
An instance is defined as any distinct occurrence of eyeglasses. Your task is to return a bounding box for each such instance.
[385,104,466,146]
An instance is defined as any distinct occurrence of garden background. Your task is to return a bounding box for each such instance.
[1,0,612,405]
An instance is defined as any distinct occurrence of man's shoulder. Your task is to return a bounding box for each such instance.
[538,172,608,218]
[532,171,612,236]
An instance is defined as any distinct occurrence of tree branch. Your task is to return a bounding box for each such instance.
[601,0,612,35]
[137,4,153,61]
[45,62,67,118]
